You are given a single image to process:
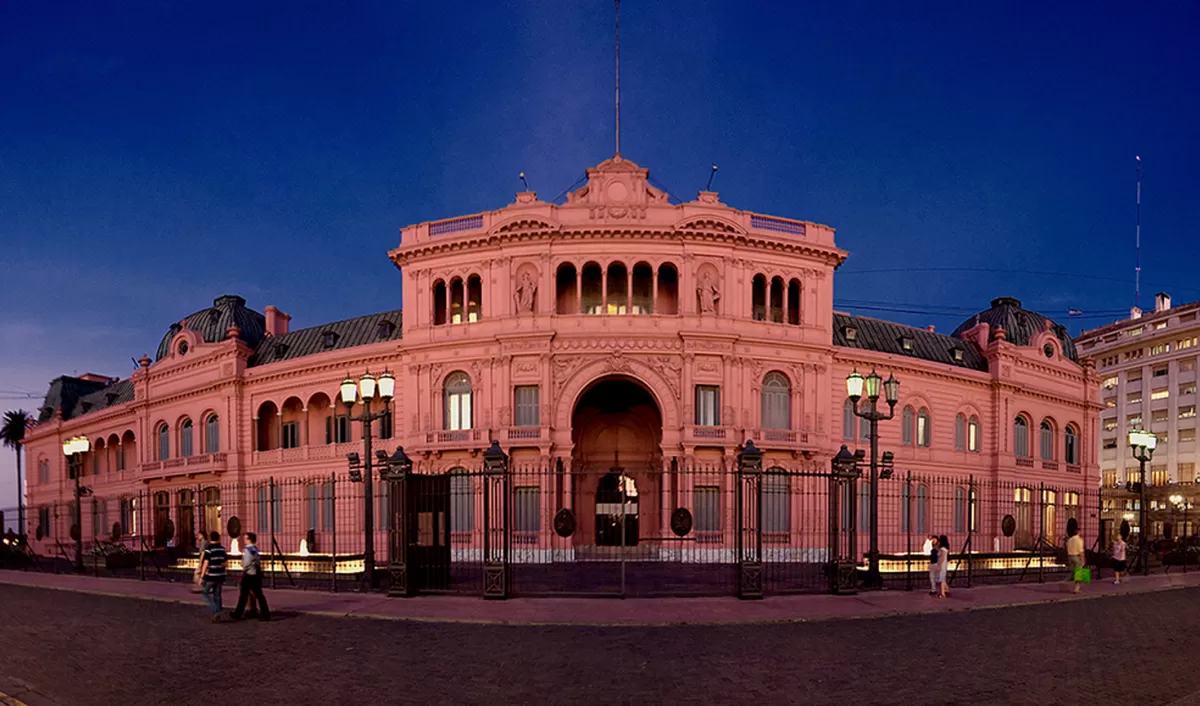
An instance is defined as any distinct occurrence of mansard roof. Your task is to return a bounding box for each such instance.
[951,296,1078,362]
[248,309,403,367]
[37,375,129,423]
[833,312,987,372]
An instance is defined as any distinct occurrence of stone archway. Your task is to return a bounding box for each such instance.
[571,376,663,548]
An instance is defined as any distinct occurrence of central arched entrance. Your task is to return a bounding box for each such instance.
[571,377,662,550]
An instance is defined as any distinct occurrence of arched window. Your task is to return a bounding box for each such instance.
[449,277,465,324]
[606,262,628,314]
[902,406,915,446]
[581,263,603,314]
[769,277,785,322]
[751,274,767,321]
[761,372,791,430]
[555,263,578,314]
[842,399,856,440]
[762,470,790,533]
[968,416,980,452]
[444,372,473,431]
[466,274,482,322]
[631,262,654,314]
[157,423,170,461]
[787,279,801,325]
[180,419,194,458]
[657,263,679,315]
[433,279,447,325]
[955,414,966,451]
[917,409,931,447]
[1013,416,1030,457]
[1065,425,1079,465]
[205,414,220,454]
[1040,420,1055,461]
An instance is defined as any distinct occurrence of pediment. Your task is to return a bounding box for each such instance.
[674,215,745,235]
[564,156,670,211]
[490,216,559,234]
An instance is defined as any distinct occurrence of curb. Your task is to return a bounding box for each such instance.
[2,575,1196,627]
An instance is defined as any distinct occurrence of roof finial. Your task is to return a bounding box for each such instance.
[614,0,621,157]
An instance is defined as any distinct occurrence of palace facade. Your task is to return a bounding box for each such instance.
[20,156,1102,588]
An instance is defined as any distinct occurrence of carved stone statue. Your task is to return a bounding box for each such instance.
[697,271,720,315]
[515,270,537,313]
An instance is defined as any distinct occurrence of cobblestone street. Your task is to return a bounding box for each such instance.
[3,584,1200,705]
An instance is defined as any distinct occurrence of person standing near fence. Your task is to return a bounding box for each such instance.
[1066,523,1086,594]
[198,530,227,622]
[231,532,270,622]
[927,535,939,596]
[1111,535,1127,585]
[936,535,950,598]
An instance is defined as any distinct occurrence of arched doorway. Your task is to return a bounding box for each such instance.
[571,377,662,549]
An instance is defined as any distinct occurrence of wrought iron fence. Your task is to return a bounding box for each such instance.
[7,465,1199,598]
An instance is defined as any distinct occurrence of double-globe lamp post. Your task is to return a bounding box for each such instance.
[339,370,395,589]
[846,368,900,588]
[61,435,92,574]
[1128,429,1157,577]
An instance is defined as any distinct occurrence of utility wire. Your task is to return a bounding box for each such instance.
[837,266,1200,294]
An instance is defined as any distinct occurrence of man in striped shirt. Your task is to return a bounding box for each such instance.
[199,530,227,622]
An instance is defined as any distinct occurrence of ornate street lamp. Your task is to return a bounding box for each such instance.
[1128,429,1157,576]
[847,368,900,587]
[341,370,395,588]
[61,436,92,573]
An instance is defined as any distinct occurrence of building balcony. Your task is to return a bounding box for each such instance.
[1015,457,1034,468]
[684,425,733,445]
[501,426,550,444]
[1066,464,1082,474]
[423,428,488,453]
[143,453,229,480]
[749,428,812,452]
[1041,460,1058,471]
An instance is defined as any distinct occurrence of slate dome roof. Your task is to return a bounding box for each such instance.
[155,294,267,360]
[950,296,1077,361]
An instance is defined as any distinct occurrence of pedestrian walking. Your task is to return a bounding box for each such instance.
[231,532,270,622]
[936,535,950,598]
[190,531,207,593]
[1111,535,1127,585]
[198,530,227,622]
[1066,522,1086,594]
[926,535,939,596]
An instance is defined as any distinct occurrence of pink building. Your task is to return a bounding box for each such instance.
[19,156,1102,597]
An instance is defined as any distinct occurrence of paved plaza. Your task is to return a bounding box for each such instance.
[4,574,1200,704]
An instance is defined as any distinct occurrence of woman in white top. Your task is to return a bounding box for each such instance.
[1066,523,1086,594]
[1111,536,1127,584]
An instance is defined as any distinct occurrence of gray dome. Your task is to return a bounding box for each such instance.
[951,297,1077,361]
[156,295,267,360]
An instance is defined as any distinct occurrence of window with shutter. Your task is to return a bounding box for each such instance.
[514,386,540,427]
[761,372,790,430]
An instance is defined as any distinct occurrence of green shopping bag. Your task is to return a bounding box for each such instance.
[1073,566,1091,583]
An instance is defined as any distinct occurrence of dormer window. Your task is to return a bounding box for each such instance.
[844,326,858,342]
[900,336,914,352]
[105,392,118,405]
[951,348,964,362]
[322,331,338,349]
[377,320,395,339]
[274,343,290,359]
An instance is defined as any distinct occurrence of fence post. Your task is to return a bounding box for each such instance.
[331,473,338,592]
[138,490,145,581]
[92,497,99,577]
[1038,483,1045,584]
[737,442,763,599]
[905,471,913,592]
[482,442,509,599]
[269,477,277,590]
[966,476,974,589]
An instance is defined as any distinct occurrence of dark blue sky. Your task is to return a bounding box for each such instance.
[1,0,1198,408]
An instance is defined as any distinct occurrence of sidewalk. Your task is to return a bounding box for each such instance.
[3,569,1199,626]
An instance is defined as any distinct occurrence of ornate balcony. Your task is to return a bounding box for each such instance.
[684,425,731,445]
[502,426,549,444]
[1041,460,1059,471]
[1015,457,1035,468]
[423,428,488,454]
[749,428,812,452]
[143,453,228,480]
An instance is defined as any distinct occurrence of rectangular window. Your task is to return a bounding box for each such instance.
[272,485,283,530]
[1180,405,1197,420]
[694,385,720,426]
[761,474,790,533]
[321,482,334,532]
[694,486,721,533]
[1127,392,1142,406]
[967,420,979,452]
[1155,322,1168,330]
[1102,470,1118,487]
[1103,438,1117,449]
[514,487,540,532]
[1182,384,1197,396]
[379,410,393,440]
[1151,388,1170,400]
[450,473,474,532]
[1126,415,1142,428]
[446,392,472,431]
[1152,410,1169,424]
[282,422,301,449]
[1103,418,1117,432]
[1181,428,1197,443]
[1102,375,1119,389]
[38,507,51,538]
[1129,327,1144,336]
[1106,398,1117,408]
[377,481,390,531]
[1180,462,1196,480]
[954,488,967,533]
[306,485,319,530]
[256,487,268,531]
[1153,365,1169,377]
[1151,343,1171,356]
[334,416,350,444]
[1151,467,1169,486]
[1182,359,1197,372]
[1178,337,1198,350]
[514,386,540,427]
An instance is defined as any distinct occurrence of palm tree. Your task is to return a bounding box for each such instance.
[1,410,34,538]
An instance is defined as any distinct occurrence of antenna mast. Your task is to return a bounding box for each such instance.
[614,0,621,157]
[1135,155,1142,309]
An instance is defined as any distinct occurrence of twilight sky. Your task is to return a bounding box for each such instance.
[1,1,1198,513]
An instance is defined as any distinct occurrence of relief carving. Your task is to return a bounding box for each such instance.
[696,360,719,375]
[515,362,538,374]
[606,350,630,373]
[723,406,735,426]
[499,407,512,426]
